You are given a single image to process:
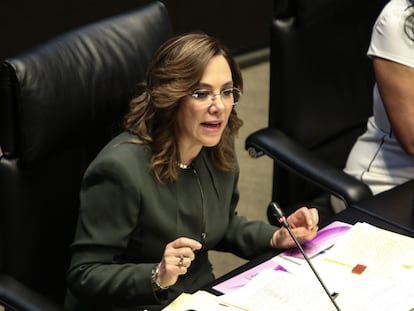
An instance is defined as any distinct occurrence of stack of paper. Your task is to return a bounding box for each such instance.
[163,221,414,311]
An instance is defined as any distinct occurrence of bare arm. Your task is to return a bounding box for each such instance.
[373,57,414,155]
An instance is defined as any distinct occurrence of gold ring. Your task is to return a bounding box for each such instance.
[178,256,184,267]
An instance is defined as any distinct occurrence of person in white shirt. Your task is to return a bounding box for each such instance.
[334,0,414,212]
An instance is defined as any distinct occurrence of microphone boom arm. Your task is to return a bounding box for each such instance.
[270,202,341,311]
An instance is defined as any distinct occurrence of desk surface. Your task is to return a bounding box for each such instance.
[206,207,414,294]
[351,180,414,234]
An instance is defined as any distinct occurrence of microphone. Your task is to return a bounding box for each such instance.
[269,202,341,311]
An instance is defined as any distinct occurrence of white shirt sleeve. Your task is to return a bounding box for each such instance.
[367,0,414,68]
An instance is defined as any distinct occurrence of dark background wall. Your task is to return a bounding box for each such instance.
[0,0,272,60]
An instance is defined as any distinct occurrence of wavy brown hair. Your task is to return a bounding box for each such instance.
[123,33,244,183]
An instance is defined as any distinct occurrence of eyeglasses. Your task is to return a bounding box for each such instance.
[190,87,241,107]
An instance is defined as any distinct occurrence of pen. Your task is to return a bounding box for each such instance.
[218,301,252,310]
[279,255,302,265]
[309,244,335,259]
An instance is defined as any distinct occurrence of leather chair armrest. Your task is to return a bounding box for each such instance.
[245,128,373,207]
[0,274,64,311]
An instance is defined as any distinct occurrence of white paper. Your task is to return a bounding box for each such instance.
[220,269,336,311]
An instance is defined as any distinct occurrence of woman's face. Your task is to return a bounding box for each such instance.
[176,55,234,158]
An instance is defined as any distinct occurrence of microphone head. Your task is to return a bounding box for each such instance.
[269,202,289,228]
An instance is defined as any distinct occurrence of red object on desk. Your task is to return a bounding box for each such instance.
[352,264,367,275]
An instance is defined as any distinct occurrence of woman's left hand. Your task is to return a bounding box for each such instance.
[271,206,319,249]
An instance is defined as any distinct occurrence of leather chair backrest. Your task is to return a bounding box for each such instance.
[269,0,388,207]
[0,1,172,304]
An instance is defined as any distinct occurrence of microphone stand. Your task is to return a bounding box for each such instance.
[270,202,341,311]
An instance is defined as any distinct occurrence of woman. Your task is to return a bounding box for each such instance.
[64,32,319,311]
[342,0,414,205]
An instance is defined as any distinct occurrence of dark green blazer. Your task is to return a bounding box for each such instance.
[65,131,275,311]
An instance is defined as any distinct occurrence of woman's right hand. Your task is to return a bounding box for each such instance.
[156,237,202,288]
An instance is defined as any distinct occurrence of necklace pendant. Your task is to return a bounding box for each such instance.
[201,232,206,246]
[177,162,191,169]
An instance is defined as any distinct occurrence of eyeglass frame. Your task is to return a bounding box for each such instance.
[189,87,242,107]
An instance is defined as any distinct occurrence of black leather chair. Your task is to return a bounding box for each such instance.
[0,2,172,309]
[245,0,389,225]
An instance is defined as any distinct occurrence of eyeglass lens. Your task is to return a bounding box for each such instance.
[191,88,241,105]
